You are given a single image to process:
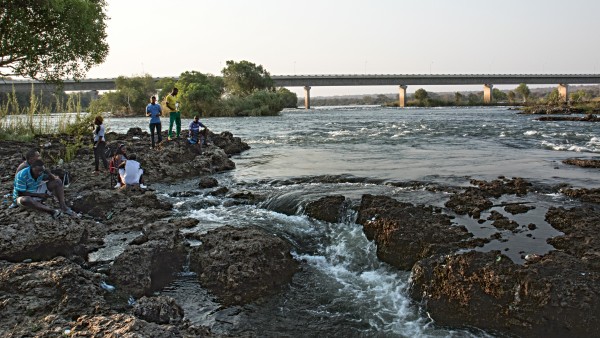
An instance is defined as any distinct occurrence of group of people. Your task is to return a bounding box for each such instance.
[12,149,77,219]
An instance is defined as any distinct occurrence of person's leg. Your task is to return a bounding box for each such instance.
[17,196,55,215]
[46,179,68,211]
[175,112,181,138]
[98,142,108,170]
[149,123,156,147]
[169,113,175,139]
[157,123,162,143]
[93,145,100,171]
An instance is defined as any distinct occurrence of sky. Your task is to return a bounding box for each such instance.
[87,0,600,97]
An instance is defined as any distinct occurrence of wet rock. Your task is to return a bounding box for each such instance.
[471,177,532,197]
[562,158,600,168]
[561,187,600,204]
[445,187,493,216]
[189,226,298,306]
[209,186,229,196]
[198,176,219,189]
[504,203,535,214]
[356,194,472,270]
[109,222,188,297]
[304,195,346,223]
[71,314,183,337]
[487,210,519,231]
[133,296,184,324]
[0,257,108,336]
[210,130,251,155]
[410,250,600,338]
[537,114,600,122]
[0,207,92,262]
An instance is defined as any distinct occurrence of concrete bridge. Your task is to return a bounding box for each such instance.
[3,74,600,108]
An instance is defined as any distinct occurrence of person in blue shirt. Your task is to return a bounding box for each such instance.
[146,95,163,148]
[13,159,62,218]
[188,115,208,146]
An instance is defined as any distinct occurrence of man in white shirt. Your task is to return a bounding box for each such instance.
[118,153,147,189]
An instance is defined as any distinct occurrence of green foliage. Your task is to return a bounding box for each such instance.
[175,71,224,117]
[467,93,480,105]
[277,88,298,108]
[222,60,274,97]
[157,78,177,101]
[545,88,560,104]
[492,88,508,102]
[90,74,157,116]
[224,90,285,116]
[515,83,531,103]
[570,89,589,103]
[507,91,516,104]
[414,88,428,103]
[454,92,464,105]
[0,0,109,81]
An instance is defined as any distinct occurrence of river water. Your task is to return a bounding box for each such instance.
[105,106,598,337]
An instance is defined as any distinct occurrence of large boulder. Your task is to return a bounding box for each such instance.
[189,226,298,306]
[108,221,188,297]
[0,207,91,262]
[410,250,600,338]
[304,195,345,223]
[133,296,185,325]
[210,131,250,155]
[356,194,472,270]
[0,257,109,336]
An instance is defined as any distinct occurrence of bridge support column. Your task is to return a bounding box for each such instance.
[483,84,493,104]
[90,90,99,101]
[304,86,311,109]
[558,84,569,103]
[398,85,407,107]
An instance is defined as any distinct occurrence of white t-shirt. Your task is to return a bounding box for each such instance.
[93,124,106,142]
[118,160,144,185]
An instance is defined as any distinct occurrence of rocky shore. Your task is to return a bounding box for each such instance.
[0,128,298,337]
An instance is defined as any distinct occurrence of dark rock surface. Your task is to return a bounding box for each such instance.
[198,176,219,189]
[189,226,298,306]
[537,114,600,122]
[133,296,185,325]
[563,158,600,168]
[561,187,600,204]
[71,314,184,337]
[355,194,473,270]
[211,130,251,155]
[304,195,346,223]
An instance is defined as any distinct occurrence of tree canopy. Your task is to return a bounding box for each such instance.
[221,60,274,97]
[0,0,109,81]
[175,71,225,115]
[515,83,531,103]
[414,88,428,103]
[89,75,156,115]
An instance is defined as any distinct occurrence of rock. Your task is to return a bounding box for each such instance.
[0,207,92,262]
[210,131,251,155]
[209,186,229,196]
[537,114,600,122]
[561,187,600,204]
[562,158,600,168]
[71,314,183,337]
[189,226,298,306]
[471,177,532,198]
[410,250,600,338]
[0,257,109,336]
[487,210,519,231]
[445,187,493,216]
[198,176,218,189]
[108,222,188,297]
[355,194,472,270]
[504,203,535,214]
[133,296,184,324]
[304,195,345,223]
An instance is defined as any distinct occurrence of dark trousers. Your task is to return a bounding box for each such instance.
[94,141,108,171]
[150,122,162,147]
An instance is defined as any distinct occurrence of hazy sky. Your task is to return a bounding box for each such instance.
[87,0,600,96]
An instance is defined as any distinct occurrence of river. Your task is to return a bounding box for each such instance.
[105,106,598,337]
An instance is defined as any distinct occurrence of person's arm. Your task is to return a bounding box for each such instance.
[43,170,59,181]
[158,105,162,116]
[146,105,151,117]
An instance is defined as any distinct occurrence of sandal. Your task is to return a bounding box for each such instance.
[52,210,63,219]
[64,208,79,218]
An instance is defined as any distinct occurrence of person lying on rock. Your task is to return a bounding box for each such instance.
[14,149,76,216]
[118,153,147,189]
[13,159,75,218]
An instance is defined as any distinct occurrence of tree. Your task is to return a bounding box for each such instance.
[175,71,224,116]
[515,83,531,103]
[507,91,516,104]
[277,88,298,108]
[221,60,274,97]
[90,74,156,116]
[414,88,428,104]
[570,89,589,103]
[467,93,480,105]
[0,0,109,82]
[454,92,464,105]
[545,88,560,104]
[492,88,508,102]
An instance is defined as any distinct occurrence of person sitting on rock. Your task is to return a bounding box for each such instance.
[13,159,72,218]
[14,149,75,216]
[188,115,209,146]
[118,153,147,189]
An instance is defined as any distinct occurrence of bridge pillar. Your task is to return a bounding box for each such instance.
[558,84,569,103]
[398,85,407,107]
[483,84,493,104]
[304,86,311,109]
[90,90,99,101]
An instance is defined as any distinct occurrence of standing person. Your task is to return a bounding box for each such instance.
[146,95,162,148]
[93,115,108,174]
[166,87,181,140]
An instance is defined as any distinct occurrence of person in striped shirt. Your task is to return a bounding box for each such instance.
[13,160,63,218]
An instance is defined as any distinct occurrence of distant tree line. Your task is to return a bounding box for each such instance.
[90,60,298,117]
